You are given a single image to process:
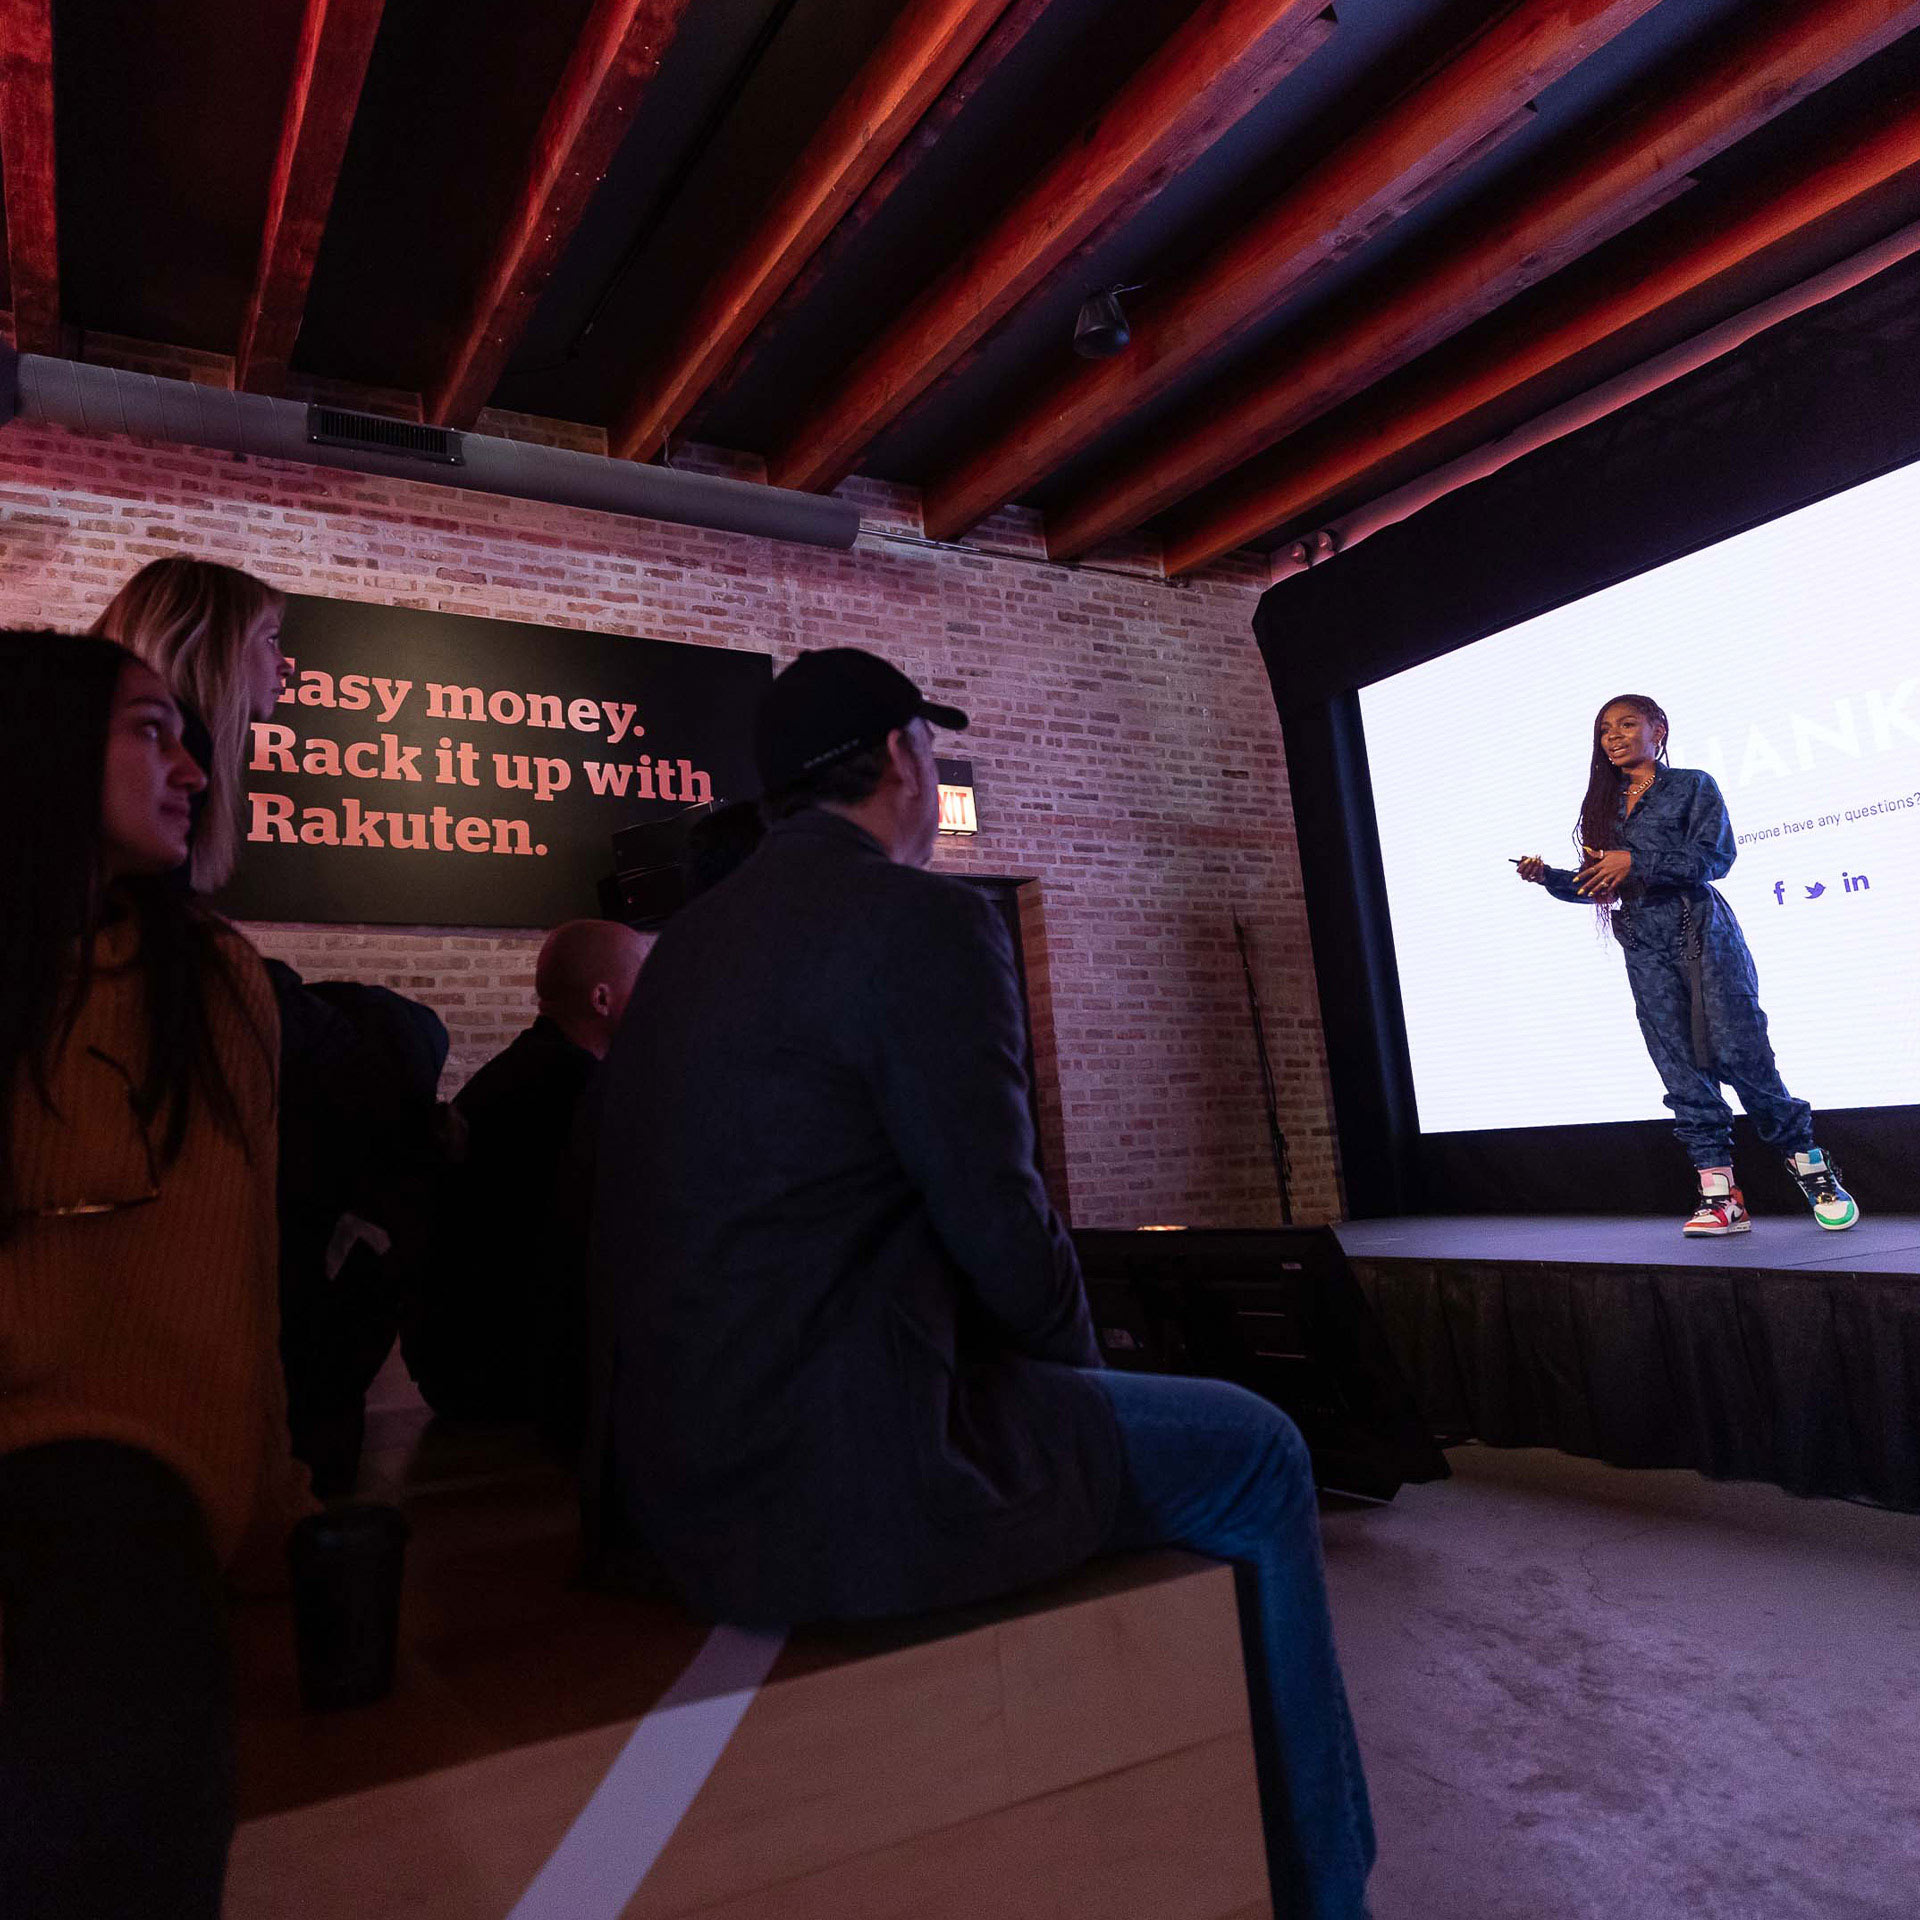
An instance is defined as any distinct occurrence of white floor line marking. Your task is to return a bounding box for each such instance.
[506,1624,787,1920]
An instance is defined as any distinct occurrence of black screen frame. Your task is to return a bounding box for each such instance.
[1256,249,1920,1216]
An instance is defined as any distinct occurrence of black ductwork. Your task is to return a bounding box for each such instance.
[0,349,862,551]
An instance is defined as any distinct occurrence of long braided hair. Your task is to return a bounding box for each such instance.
[1575,694,1669,929]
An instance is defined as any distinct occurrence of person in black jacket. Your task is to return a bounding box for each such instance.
[589,649,1373,1920]
[269,962,450,1496]
[405,919,644,1436]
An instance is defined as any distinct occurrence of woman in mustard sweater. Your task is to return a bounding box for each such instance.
[0,632,306,1917]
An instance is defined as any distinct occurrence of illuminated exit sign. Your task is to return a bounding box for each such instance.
[936,756,978,836]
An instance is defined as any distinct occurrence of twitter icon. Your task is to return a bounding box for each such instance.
[1805,883,1826,899]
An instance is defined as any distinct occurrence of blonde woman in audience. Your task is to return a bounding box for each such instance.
[93,553,289,892]
[98,555,447,1499]
[0,631,307,1917]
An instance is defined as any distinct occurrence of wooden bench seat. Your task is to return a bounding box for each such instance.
[227,1372,1271,1919]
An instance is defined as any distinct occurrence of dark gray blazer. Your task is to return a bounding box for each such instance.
[588,808,1121,1625]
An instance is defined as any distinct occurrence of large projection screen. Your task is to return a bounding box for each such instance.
[1359,454,1920,1137]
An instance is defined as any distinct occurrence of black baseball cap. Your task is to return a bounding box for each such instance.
[754,648,968,796]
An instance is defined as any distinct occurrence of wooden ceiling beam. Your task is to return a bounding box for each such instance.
[914,102,1545,464]
[1160,94,1920,574]
[235,0,387,395]
[692,0,1065,429]
[0,0,59,354]
[920,0,1662,544]
[1045,0,1920,562]
[767,0,1336,497]
[610,0,1014,465]
[425,0,697,428]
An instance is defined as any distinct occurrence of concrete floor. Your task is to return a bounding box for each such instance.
[1321,1446,1920,1920]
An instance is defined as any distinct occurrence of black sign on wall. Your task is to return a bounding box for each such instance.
[218,595,772,927]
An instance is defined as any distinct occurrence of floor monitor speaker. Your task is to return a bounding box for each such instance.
[1074,1227,1449,1501]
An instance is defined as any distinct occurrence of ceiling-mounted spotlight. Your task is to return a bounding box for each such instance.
[1073,284,1142,359]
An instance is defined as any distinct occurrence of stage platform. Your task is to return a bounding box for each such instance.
[1333,1214,1920,1513]
[1337,1214,1920,1276]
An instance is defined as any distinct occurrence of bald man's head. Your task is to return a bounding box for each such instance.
[534,918,648,1057]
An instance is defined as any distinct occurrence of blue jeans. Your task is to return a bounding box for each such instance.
[1088,1370,1375,1920]
[1624,940,1814,1169]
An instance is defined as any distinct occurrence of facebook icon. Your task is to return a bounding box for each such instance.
[1774,880,1786,904]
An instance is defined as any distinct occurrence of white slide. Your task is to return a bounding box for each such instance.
[1360,454,1920,1135]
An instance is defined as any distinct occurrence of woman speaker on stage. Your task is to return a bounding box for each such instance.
[1515,694,1857,1238]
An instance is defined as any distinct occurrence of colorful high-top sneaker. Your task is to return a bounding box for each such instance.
[1787,1148,1858,1230]
[1683,1171,1750,1236]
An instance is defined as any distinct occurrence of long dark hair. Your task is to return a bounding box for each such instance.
[1575,692,1669,929]
[1577,692,1671,850]
[0,631,261,1239]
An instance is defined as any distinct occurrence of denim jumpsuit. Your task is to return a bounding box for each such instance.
[1541,763,1813,1169]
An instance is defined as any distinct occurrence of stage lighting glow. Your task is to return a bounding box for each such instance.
[1360,453,1920,1135]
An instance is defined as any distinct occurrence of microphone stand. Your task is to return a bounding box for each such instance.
[1233,913,1294,1226]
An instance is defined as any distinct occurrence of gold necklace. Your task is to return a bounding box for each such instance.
[1623,771,1654,803]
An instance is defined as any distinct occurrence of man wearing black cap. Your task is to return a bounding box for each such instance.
[588,647,1373,1920]
[589,645,1119,1625]
[750,645,965,867]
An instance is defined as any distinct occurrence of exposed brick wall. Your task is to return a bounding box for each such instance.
[0,419,1341,1226]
